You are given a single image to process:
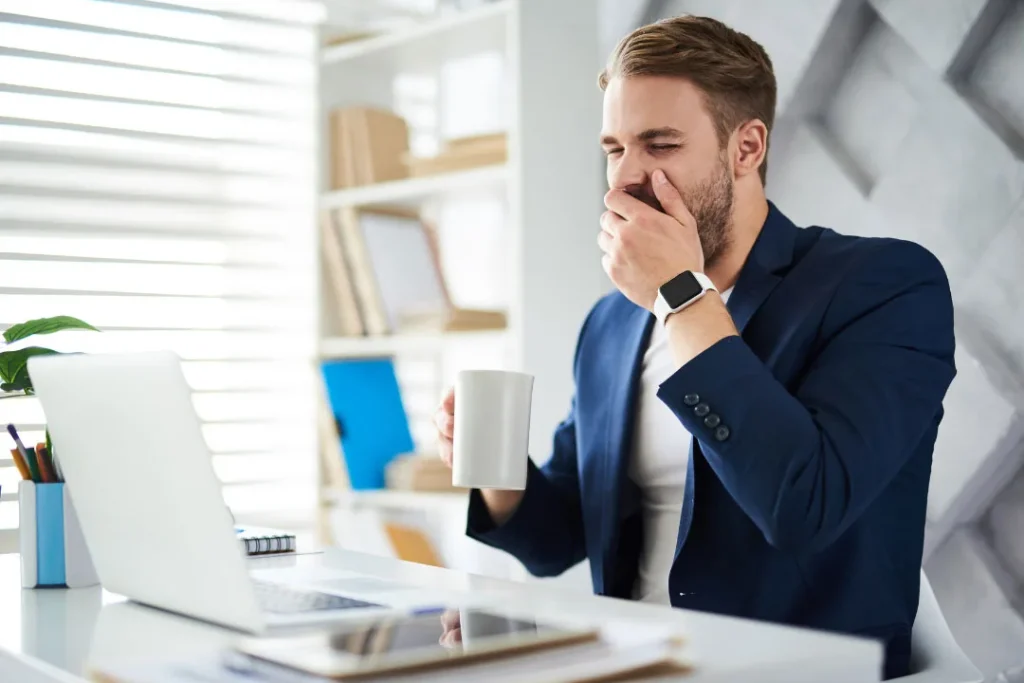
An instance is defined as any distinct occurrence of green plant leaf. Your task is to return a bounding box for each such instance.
[0,347,59,391]
[3,316,98,344]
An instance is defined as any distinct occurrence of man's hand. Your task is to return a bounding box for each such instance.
[598,169,705,310]
[438,609,463,648]
[434,387,525,525]
[436,387,456,468]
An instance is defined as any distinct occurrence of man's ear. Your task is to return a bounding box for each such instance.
[732,119,768,180]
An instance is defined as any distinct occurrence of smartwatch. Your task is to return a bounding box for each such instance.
[653,271,717,323]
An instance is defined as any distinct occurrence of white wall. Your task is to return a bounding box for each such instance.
[516,0,609,461]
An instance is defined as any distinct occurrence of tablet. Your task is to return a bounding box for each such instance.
[235,608,599,679]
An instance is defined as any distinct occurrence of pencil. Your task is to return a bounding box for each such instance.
[10,448,30,481]
[36,443,56,483]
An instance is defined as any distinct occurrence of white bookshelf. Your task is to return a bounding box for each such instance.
[320,329,506,359]
[317,1,605,571]
[322,1,511,71]
[325,488,467,511]
[321,164,507,209]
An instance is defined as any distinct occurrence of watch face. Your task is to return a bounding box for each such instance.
[660,271,703,308]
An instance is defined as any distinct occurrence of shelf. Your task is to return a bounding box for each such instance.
[320,164,507,209]
[321,1,511,70]
[325,488,468,511]
[320,329,506,359]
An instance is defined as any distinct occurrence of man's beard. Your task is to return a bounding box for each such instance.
[627,160,734,267]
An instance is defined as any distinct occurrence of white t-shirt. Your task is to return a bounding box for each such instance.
[629,288,732,605]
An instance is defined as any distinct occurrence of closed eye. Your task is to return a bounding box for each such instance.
[649,144,680,153]
[603,147,624,157]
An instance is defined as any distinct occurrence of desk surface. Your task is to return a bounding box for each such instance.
[0,549,883,682]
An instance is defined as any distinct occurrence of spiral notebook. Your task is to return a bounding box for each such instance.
[235,526,296,556]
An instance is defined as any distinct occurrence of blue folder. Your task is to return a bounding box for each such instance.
[321,358,415,490]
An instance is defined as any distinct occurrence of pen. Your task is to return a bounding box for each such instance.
[46,431,63,482]
[7,425,39,482]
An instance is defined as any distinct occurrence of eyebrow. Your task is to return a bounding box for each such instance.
[600,127,686,146]
[637,127,686,142]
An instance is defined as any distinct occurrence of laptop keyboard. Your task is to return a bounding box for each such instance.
[252,580,383,615]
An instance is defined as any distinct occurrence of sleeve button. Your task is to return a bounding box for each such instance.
[694,402,710,417]
[683,393,700,406]
[714,425,731,442]
[704,414,721,428]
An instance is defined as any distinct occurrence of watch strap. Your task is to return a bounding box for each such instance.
[690,271,716,293]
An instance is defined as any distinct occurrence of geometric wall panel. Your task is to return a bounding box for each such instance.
[765,122,870,232]
[927,342,1022,524]
[949,0,1024,159]
[985,467,1024,600]
[926,529,1024,678]
[821,8,926,192]
[869,0,992,73]
[868,87,1023,292]
[959,201,1024,372]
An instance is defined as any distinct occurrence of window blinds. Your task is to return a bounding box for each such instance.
[0,0,323,552]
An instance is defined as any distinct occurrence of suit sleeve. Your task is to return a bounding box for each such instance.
[657,240,956,553]
[465,316,592,577]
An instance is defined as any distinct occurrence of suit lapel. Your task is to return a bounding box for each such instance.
[725,202,798,334]
[674,202,800,561]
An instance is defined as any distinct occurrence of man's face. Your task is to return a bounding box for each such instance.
[601,75,734,266]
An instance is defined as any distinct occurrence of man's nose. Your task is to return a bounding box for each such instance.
[608,150,650,191]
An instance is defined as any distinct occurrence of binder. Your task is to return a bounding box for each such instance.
[321,358,415,490]
[235,527,296,556]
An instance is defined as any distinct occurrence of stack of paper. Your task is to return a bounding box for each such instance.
[92,635,690,683]
[92,626,692,683]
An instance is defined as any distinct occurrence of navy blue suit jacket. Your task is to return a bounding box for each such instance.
[467,203,956,678]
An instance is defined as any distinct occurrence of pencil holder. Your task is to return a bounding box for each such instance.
[18,481,99,589]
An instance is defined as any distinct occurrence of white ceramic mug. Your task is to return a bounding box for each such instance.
[452,370,534,490]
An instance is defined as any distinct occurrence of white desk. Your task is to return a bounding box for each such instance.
[0,549,883,682]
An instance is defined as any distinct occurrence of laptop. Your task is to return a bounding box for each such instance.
[29,351,441,632]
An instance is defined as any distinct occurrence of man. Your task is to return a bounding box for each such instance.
[435,15,955,679]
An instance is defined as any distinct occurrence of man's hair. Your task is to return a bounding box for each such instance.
[599,15,776,185]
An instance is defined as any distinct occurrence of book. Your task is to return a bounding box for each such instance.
[328,107,410,189]
[385,453,458,492]
[404,131,507,177]
[356,209,450,332]
[334,207,391,336]
[398,307,507,333]
[382,522,443,567]
[323,206,507,339]
[320,358,415,490]
[317,377,351,492]
[320,210,365,337]
[235,527,296,556]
